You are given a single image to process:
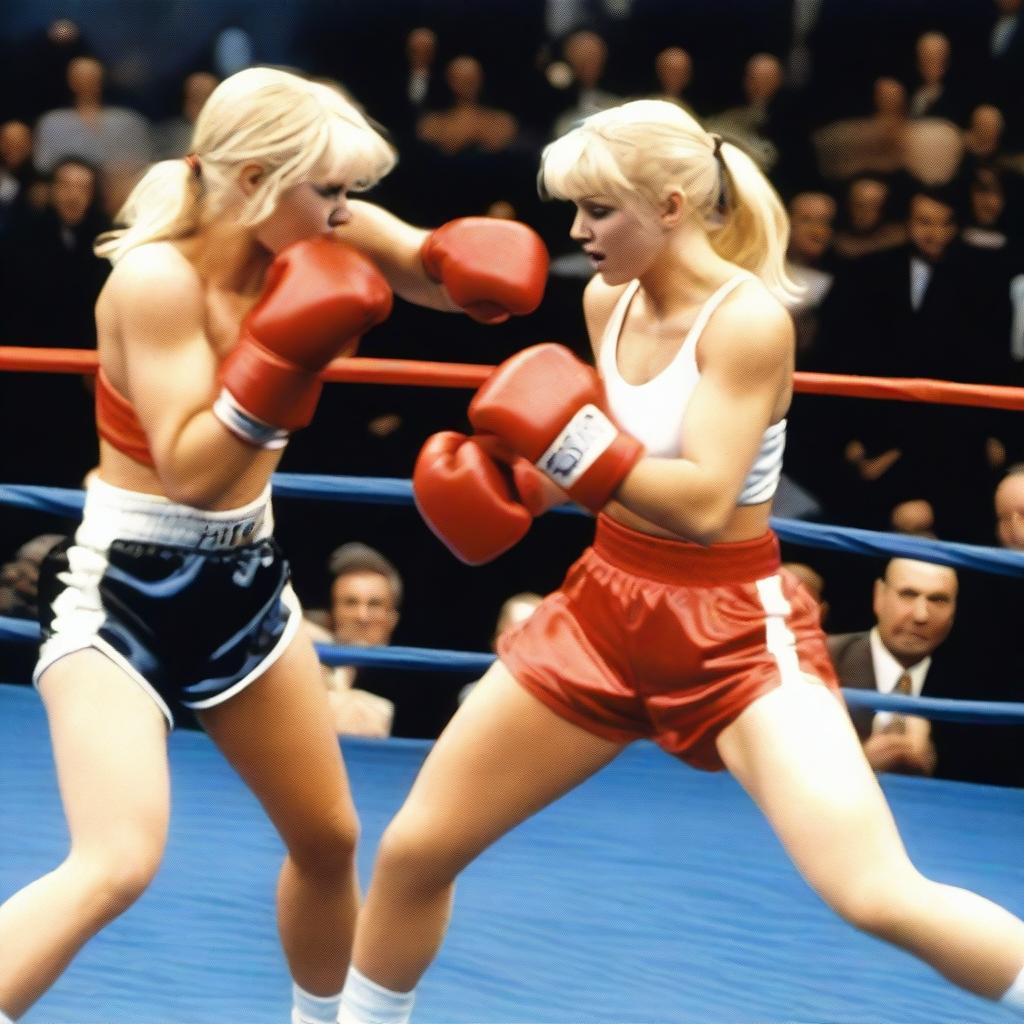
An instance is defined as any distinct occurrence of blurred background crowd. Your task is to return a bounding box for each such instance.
[0,0,1022,785]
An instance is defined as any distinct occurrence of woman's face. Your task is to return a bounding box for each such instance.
[569,195,664,285]
[256,179,351,253]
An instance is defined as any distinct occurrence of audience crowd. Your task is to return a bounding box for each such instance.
[0,0,1022,784]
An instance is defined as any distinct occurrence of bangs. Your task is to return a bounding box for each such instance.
[316,108,396,193]
[539,128,634,205]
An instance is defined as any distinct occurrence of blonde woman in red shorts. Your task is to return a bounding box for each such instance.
[338,99,1024,1024]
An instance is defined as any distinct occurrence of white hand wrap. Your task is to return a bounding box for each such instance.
[212,388,290,450]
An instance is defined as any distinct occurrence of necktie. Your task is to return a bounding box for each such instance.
[884,671,913,734]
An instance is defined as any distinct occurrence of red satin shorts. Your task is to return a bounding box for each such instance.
[498,514,839,771]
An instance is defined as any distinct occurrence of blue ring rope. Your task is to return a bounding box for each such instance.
[3,475,1024,578]
[4,476,1023,725]
[2,615,1022,725]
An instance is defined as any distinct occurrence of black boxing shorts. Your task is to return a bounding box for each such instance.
[34,477,300,728]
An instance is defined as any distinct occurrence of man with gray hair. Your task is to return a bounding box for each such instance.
[304,542,402,738]
[327,542,403,647]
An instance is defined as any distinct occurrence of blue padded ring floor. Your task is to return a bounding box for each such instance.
[2,684,1022,1024]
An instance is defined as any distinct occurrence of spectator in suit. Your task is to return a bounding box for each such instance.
[958,164,1023,427]
[552,30,621,140]
[706,52,785,173]
[788,190,837,270]
[0,156,107,509]
[708,50,815,192]
[785,190,838,362]
[908,31,963,123]
[370,27,445,139]
[404,27,441,114]
[871,76,911,163]
[406,53,533,225]
[828,557,958,776]
[0,155,110,347]
[830,186,1007,538]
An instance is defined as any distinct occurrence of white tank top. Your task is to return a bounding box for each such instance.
[599,274,786,506]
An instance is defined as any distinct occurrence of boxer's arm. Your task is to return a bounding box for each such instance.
[334,200,457,310]
[614,288,792,543]
[113,244,276,507]
[336,201,547,322]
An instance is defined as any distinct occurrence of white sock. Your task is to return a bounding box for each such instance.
[338,965,415,1024]
[1001,965,1024,1013]
[293,981,343,1024]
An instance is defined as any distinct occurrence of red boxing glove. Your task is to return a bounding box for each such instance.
[413,431,535,565]
[421,217,548,325]
[215,237,393,447]
[468,343,644,512]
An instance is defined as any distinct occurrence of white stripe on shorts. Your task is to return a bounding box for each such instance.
[754,575,804,686]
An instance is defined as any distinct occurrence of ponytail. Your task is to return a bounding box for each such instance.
[94,159,201,264]
[711,141,801,302]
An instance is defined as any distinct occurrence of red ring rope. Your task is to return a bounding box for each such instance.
[1,346,1022,411]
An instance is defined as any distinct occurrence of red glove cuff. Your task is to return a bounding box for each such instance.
[218,334,324,436]
[532,404,644,512]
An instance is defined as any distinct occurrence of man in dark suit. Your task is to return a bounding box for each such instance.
[825,186,1006,538]
[907,31,969,123]
[828,557,958,776]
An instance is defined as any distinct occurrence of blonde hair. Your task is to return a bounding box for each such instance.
[539,99,800,300]
[96,66,396,263]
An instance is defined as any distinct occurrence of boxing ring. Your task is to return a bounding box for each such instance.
[2,347,1024,1024]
